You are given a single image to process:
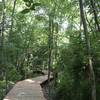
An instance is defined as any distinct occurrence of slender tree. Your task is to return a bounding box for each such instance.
[1,0,8,94]
[48,14,52,96]
[48,13,54,98]
[1,0,5,62]
[79,0,96,100]
[90,0,100,32]
[8,0,17,42]
[53,22,58,86]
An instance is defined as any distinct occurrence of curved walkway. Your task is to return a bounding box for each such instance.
[4,75,49,100]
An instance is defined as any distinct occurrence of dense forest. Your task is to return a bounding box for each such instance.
[0,0,100,100]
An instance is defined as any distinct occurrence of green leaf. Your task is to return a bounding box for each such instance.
[30,5,35,10]
[23,0,33,3]
[29,0,33,3]
[21,8,30,14]
[23,0,29,2]
[25,2,31,7]
[30,3,41,10]
[33,3,41,6]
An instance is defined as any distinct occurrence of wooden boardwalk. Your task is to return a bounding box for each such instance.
[3,75,49,100]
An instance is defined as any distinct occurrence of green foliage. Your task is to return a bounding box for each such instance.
[30,3,40,10]
[0,81,6,89]
[0,0,100,99]
[23,0,29,2]
[21,0,41,14]
[0,81,6,99]
[0,63,21,82]
[21,8,30,14]
[7,64,22,82]
[55,31,93,100]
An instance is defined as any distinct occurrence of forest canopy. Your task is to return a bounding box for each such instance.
[0,0,100,100]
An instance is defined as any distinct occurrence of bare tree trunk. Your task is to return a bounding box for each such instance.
[53,22,58,86]
[48,14,54,99]
[1,0,5,60]
[48,14,52,96]
[9,0,17,42]
[79,0,96,100]
[90,0,100,32]
[2,0,8,94]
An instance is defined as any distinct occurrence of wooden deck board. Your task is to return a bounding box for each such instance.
[3,75,48,100]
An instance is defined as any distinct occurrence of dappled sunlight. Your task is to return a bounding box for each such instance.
[1,0,99,100]
[37,81,41,84]
[25,79,41,84]
[4,99,10,100]
[25,79,35,83]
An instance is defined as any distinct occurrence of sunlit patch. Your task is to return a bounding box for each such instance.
[4,99,10,100]
[58,79,61,83]
[37,81,41,84]
[25,79,35,83]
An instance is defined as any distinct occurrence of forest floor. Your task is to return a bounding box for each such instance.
[3,75,52,100]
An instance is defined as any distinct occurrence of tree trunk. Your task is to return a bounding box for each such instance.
[1,0,5,62]
[9,0,17,42]
[48,14,52,95]
[2,0,8,94]
[90,0,100,32]
[48,14,54,97]
[53,22,58,86]
[79,0,96,100]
